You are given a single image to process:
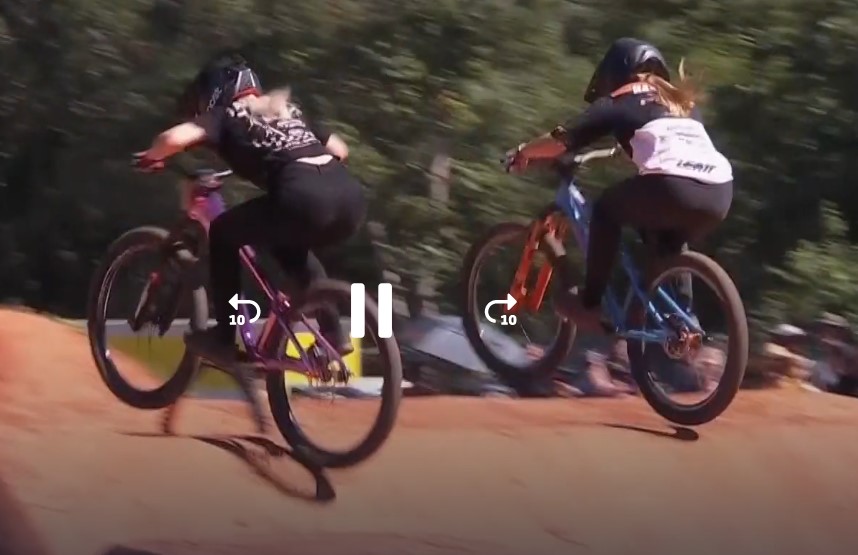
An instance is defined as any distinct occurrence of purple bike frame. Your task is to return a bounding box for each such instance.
[180,169,342,377]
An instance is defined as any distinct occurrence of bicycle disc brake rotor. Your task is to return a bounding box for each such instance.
[663,314,703,361]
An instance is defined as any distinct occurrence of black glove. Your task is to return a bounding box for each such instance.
[501,143,526,173]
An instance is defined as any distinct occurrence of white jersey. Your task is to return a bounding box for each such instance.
[629,117,733,184]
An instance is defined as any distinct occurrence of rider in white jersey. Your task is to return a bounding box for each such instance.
[506,38,734,332]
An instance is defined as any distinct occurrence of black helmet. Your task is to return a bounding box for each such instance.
[583,38,670,103]
[177,53,261,118]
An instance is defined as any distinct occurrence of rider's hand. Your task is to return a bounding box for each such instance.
[132,151,165,173]
[503,143,529,174]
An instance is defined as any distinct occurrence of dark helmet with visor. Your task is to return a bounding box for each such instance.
[177,53,261,118]
[584,38,671,103]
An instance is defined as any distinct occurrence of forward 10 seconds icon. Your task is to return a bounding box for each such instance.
[484,293,518,326]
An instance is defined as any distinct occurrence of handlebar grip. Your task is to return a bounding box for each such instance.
[131,151,232,179]
[572,147,618,165]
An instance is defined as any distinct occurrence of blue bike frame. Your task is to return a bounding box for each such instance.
[554,178,703,344]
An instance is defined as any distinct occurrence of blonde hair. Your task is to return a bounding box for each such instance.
[637,59,702,117]
[235,87,298,120]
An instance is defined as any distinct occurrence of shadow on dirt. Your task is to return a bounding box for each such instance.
[122,432,335,503]
[601,423,700,442]
[0,477,54,555]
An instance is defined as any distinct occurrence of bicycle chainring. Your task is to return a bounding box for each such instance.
[305,344,351,386]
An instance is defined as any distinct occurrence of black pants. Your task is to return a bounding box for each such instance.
[581,174,733,309]
[208,161,366,344]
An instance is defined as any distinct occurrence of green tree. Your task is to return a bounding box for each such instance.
[761,202,858,325]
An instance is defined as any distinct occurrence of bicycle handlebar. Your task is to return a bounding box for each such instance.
[501,143,620,174]
[132,153,233,181]
[168,159,233,181]
[571,146,620,165]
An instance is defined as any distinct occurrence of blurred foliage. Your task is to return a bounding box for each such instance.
[760,202,858,326]
[0,0,857,350]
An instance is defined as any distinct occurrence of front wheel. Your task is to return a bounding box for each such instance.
[87,226,208,409]
[628,251,748,426]
[266,279,403,468]
[460,221,576,389]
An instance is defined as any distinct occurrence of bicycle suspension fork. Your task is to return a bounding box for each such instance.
[508,210,569,314]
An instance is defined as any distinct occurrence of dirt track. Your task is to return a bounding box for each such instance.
[1,308,858,555]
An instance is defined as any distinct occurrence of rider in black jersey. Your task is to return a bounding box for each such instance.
[135,53,364,366]
[506,38,734,333]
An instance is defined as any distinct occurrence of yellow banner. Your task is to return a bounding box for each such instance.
[284,333,362,384]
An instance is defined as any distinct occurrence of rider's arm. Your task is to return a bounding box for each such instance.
[143,107,227,162]
[324,134,349,160]
[142,108,227,161]
[517,97,616,162]
[552,97,616,152]
[140,122,208,161]
[515,133,566,161]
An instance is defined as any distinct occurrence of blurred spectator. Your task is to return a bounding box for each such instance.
[770,323,810,353]
[575,350,635,397]
[746,323,813,387]
[816,312,853,342]
[694,346,725,393]
[605,338,637,392]
[773,324,813,381]
[812,313,858,395]
[818,338,858,396]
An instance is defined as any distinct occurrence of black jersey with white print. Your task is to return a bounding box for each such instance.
[554,82,732,185]
[195,100,331,190]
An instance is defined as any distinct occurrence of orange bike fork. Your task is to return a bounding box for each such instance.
[507,214,568,314]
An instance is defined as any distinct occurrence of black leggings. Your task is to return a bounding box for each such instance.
[581,174,733,309]
[208,161,365,344]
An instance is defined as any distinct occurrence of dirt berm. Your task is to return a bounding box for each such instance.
[0,308,857,555]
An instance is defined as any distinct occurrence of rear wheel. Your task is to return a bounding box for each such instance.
[460,221,576,388]
[627,251,748,426]
[266,279,403,468]
[87,226,207,409]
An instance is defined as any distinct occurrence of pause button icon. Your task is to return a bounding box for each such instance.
[349,283,393,339]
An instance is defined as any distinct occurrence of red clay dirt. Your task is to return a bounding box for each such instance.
[1,308,858,555]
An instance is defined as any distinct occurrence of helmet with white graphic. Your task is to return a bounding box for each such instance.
[177,53,261,119]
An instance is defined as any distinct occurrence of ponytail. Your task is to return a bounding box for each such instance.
[236,87,298,120]
[638,59,701,117]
